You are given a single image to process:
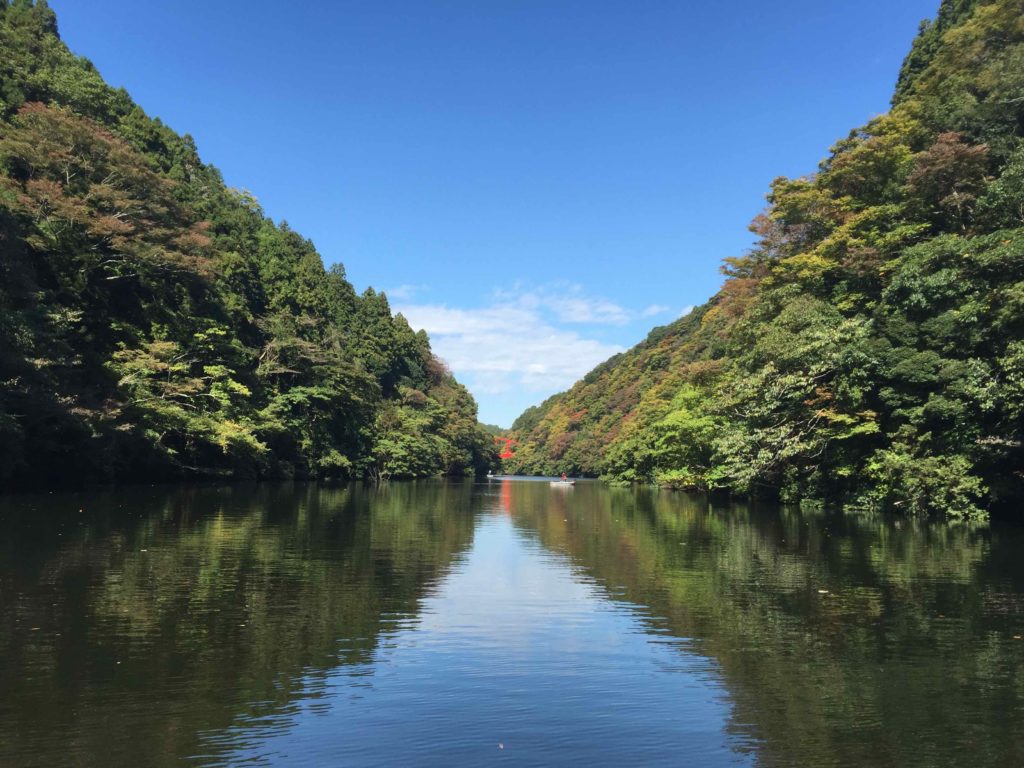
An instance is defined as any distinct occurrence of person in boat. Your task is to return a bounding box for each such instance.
[561,473,567,481]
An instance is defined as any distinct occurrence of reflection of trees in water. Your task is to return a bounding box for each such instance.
[2,481,1022,767]
[0,482,478,767]
[506,481,1024,768]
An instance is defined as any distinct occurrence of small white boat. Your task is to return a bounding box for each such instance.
[550,479,575,487]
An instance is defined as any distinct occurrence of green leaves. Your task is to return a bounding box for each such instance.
[0,6,488,486]
[510,0,1024,518]
[863,443,986,518]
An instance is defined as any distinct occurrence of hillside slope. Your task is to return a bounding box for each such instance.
[0,0,495,486]
[507,0,1024,518]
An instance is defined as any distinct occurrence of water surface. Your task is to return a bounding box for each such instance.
[1,480,1022,766]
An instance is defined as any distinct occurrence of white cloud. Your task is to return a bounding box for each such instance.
[492,283,630,326]
[396,295,624,398]
[554,295,630,325]
[386,283,428,300]
[395,283,704,423]
[641,304,670,318]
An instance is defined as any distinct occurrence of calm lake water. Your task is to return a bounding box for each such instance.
[1,479,1023,766]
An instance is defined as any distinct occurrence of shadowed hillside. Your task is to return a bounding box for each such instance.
[0,1,497,487]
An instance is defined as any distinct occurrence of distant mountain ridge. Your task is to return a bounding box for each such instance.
[507,0,1024,518]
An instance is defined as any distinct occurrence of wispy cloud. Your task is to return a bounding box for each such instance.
[396,284,698,423]
[640,304,670,318]
[397,287,626,400]
[492,283,630,326]
[386,283,428,301]
[554,295,630,325]
[397,302,624,395]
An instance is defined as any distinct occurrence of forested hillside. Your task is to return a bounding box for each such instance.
[507,0,1024,518]
[0,0,495,487]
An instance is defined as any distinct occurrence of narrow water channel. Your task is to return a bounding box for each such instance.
[1,480,1022,766]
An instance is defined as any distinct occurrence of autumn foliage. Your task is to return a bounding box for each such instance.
[509,0,1024,519]
[0,1,498,486]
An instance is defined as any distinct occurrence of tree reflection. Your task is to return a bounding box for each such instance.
[0,482,478,767]
[2,480,1022,767]
[505,481,1024,768]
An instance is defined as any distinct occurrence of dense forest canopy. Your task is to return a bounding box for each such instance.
[0,0,497,486]
[508,0,1024,519]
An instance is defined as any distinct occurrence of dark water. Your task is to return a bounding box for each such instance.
[1,480,1023,767]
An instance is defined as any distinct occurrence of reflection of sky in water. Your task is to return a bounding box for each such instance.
[4,483,1020,767]
[203,511,755,767]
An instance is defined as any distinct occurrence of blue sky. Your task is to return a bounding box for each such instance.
[51,0,939,426]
